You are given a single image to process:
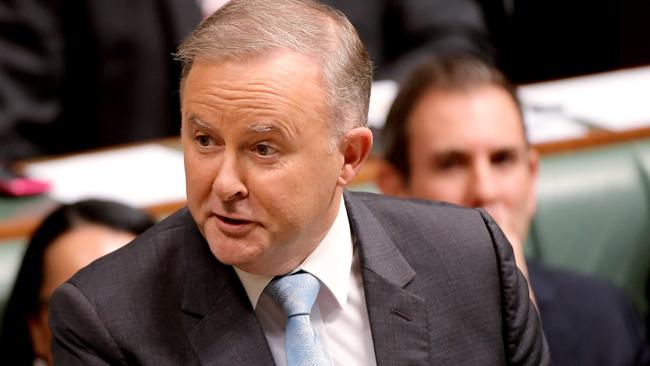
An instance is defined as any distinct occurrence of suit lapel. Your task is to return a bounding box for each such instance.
[180,212,275,366]
[177,192,433,365]
[344,192,431,365]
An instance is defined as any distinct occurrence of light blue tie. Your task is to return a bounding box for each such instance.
[265,272,331,366]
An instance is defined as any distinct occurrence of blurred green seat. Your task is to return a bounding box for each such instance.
[527,139,650,318]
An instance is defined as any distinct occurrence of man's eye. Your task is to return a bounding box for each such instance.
[492,151,516,166]
[195,134,212,147]
[254,144,277,156]
[435,155,465,171]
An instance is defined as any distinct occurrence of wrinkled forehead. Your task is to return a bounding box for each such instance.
[180,48,326,93]
[179,52,333,130]
[179,51,336,138]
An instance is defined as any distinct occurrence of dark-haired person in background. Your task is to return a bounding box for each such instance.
[377,54,650,365]
[0,199,155,365]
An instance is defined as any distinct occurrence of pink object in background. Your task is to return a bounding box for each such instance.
[0,177,50,196]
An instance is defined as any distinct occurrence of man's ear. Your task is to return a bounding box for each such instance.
[376,160,408,197]
[337,127,373,186]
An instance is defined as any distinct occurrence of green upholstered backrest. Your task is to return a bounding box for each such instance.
[527,139,650,317]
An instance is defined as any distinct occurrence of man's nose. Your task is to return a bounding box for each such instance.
[212,152,248,201]
[468,161,498,207]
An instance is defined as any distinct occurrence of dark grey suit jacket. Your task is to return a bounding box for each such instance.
[322,0,494,80]
[49,191,550,365]
[529,261,650,365]
[0,0,201,160]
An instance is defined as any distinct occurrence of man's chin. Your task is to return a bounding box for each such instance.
[205,234,265,267]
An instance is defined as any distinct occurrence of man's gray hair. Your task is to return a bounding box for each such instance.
[176,0,373,138]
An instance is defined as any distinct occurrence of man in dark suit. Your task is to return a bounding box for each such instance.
[49,1,549,364]
[0,0,201,160]
[377,54,650,365]
[322,0,494,80]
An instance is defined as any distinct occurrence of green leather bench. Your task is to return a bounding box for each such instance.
[527,139,650,318]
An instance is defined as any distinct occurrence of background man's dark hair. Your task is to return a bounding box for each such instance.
[381,54,523,180]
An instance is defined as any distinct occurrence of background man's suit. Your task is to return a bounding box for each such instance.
[321,0,494,80]
[50,192,549,365]
[0,0,201,160]
[528,262,650,365]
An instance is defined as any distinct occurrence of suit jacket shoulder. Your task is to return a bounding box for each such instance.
[344,191,550,365]
[49,208,274,365]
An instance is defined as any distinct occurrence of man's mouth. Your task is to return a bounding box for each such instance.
[216,214,250,225]
[212,213,256,237]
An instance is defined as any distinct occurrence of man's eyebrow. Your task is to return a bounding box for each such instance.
[496,146,523,153]
[431,149,466,158]
[247,122,281,134]
[187,114,213,130]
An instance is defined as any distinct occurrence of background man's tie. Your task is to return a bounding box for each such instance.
[265,272,331,366]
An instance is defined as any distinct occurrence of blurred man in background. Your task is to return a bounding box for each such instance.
[378,54,650,365]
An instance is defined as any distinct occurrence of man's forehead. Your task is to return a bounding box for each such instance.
[424,145,524,159]
[408,86,527,146]
[181,51,327,109]
[409,122,527,153]
[189,49,323,76]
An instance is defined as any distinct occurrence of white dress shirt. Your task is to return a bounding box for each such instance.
[234,198,377,366]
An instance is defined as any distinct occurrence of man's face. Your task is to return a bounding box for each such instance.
[181,51,346,276]
[403,85,538,243]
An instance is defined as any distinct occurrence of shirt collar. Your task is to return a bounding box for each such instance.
[234,198,353,309]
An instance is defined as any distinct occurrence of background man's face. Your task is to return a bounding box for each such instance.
[181,51,345,276]
[404,85,537,243]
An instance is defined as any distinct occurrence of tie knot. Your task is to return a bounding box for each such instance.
[265,272,321,317]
